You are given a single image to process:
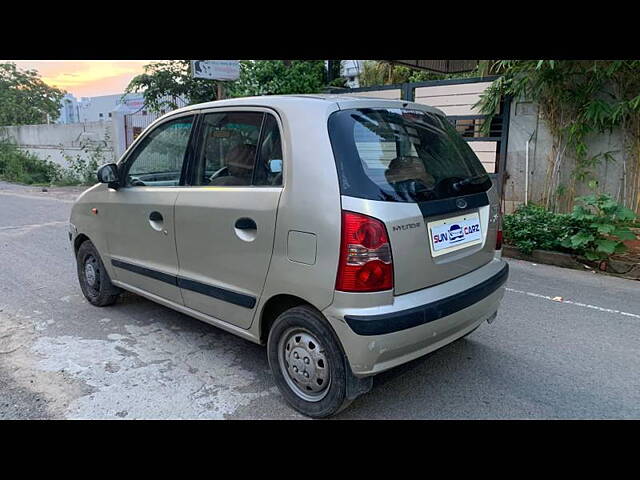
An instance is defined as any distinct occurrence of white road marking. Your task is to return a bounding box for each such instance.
[505,287,640,320]
[0,190,75,203]
[0,221,67,232]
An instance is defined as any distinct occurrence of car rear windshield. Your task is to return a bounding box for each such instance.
[327,107,492,203]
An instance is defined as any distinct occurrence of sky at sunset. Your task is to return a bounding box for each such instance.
[5,60,154,99]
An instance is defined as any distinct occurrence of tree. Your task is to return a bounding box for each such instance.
[227,60,327,97]
[125,60,329,112]
[476,60,640,213]
[124,60,217,112]
[0,63,66,126]
[358,60,479,87]
[358,61,412,86]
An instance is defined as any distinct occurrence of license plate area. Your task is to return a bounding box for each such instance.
[428,212,482,257]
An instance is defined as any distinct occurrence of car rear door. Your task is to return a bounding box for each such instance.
[329,106,500,295]
[174,109,284,329]
[380,188,498,295]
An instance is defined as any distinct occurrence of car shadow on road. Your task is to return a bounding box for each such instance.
[333,332,635,419]
[111,290,268,372]
[331,335,494,419]
[103,295,506,418]
[100,294,635,419]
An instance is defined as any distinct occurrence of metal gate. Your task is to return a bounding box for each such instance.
[123,97,189,149]
[124,111,157,148]
[330,76,511,197]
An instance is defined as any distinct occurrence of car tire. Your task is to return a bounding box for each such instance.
[76,240,121,307]
[267,305,355,418]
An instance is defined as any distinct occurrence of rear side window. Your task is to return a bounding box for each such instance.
[327,108,491,203]
[193,111,263,186]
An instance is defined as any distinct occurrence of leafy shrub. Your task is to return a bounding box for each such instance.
[560,194,637,260]
[504,197,638,260]
[0,134,113,186]
[503,203,587,255]
[62,150,100,185]
[60,132,113,185]
[0,139,62,184]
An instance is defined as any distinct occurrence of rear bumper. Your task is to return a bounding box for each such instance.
[345,263,508,335]
[322,258,508,376]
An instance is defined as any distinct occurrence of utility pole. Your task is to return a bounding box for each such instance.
[326,60,341,84]
[216,82,224,100]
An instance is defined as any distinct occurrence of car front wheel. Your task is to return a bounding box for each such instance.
[76,240,121,307]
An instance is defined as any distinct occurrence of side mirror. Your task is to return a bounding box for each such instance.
[268,159,283,174]
[97,163,120,189]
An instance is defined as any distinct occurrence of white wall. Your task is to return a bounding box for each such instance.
[504,98,631,214]
[1,122,116,168]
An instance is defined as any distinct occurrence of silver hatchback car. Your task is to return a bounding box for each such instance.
[69,95,508,417]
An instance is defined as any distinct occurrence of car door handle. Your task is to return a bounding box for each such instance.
[235,218,257,230]
[149,211,163,222]
[149,211,167,234]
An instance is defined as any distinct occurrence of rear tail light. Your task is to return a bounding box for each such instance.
[336,211,393,292]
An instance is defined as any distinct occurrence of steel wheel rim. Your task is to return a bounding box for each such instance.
[84,254,101,295]
[278,327,331,402]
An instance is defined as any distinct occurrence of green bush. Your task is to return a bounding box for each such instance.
[504,198,638,260]
[503,203,591,255]
[62,149,100,186]
[0,140,62,184]
[60,131,113,186]
[0,132,112,186]
[560,194,637,260]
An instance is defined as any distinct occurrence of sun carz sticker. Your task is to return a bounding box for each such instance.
[428,213,483,257]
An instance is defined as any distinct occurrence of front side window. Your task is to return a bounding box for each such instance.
[193,111,263,186]
[328,108,491,203]
[124,116,194,187]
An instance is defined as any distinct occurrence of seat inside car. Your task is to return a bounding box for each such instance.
[209,143,257,186]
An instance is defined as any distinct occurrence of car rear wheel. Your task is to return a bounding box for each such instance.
[76,240,121,307]
[267,306,355,418]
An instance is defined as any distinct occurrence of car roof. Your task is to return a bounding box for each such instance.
[167,94,444,116]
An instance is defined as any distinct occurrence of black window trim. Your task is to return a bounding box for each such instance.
[184,113,204,186]
[250,113,268,186]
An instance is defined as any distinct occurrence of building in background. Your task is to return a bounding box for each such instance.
[340,60,365,88]
[55,92,147,124]
[77,93,148,122]
[324,60,365,89]
[56,94,80,124]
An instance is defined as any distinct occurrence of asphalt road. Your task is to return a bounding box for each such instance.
[1,181,639,419]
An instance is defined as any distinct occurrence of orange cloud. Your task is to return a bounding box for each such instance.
[5,60,153,98]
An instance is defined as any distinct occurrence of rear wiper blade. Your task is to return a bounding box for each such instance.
[452,175,487,192]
